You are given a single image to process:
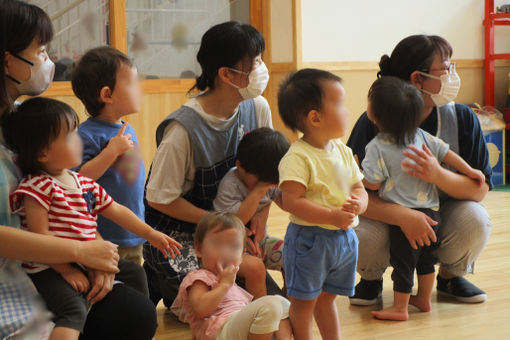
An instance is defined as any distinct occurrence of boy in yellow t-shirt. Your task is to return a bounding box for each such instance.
[277,68,368,340]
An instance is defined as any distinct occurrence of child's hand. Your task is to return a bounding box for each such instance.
[147,229,183,259]
[341,193,363,215]
[246,237,263,258]
[60,266,90,293]
[217,262,239,288]
[330,208,355,230]
[467,169,485,186]
[107,122,134,156]
[253,181,276,197]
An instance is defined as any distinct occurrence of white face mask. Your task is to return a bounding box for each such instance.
[228,61,269,100]
[7,54,55,96]
[418,63,460,107]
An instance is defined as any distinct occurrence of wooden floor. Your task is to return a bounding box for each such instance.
[154,191,510,339]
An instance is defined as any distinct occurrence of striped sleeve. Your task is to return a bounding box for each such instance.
[10,175,53,213]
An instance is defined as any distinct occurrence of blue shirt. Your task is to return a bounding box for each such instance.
[362,129,449,210]
[76,118,146,247]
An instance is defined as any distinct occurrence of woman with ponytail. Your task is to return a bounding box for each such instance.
[347,35,492,307]
[143,21,278,307]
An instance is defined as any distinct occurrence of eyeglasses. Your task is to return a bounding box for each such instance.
[422,62,456,74]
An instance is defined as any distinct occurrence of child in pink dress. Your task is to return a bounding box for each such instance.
[171,212,291,340]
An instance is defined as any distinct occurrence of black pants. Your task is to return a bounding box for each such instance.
[30,259,155,339]
[390,208,440,293]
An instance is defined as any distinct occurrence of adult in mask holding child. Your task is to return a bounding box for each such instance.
[0,1,157,338]
[143,21,278,307]
[347,34,492,306]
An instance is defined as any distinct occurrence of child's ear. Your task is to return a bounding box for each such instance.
[307,109,321,128]
[99,86,114,104]
[235,160,244,172]
[37,149,49,163]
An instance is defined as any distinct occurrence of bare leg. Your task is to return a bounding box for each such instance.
[289,296,316,340]
[314,292,341,340]
[248,333,272,340]
[371,291,410,321]
[409,273,435,312]
[238,254,267,299]
[274,318,292,340]
[50,327,80,340]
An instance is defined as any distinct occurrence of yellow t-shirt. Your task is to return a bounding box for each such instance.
[278,139,364,230]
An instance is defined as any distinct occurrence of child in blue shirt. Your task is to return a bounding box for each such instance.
[71,46,146,264]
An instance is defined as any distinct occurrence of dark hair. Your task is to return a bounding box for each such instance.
[368,76,423,146]
[236,127,290,183]
[2,97,79,175]
[0,0,53,110]
[190,21,265,93]
[278,68,342,132]
[194,212,246,249]
[378,35,453,80]
[71,46,133,117]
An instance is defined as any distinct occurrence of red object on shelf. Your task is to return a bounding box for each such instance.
[484,0,510,108]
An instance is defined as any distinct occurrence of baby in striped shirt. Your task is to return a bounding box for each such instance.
[5,97,182,340]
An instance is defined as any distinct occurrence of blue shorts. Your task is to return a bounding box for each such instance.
[283,223,358,300]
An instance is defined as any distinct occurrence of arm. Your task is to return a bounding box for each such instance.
[0,227,119,272]
[362,178,381,191]
[147,198,208,225]
[362,191,438,249]
[101,201,182,258]
[79,122,133,180]
[187,265,238,319]
[280,181,355,230]
[402,144,489,202]
[236,183,274,224]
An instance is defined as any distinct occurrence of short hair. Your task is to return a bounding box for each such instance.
[236,127,290,183]
[2,97,79,176]
[278,68,342,132]
[194,212,246,249]
[71,46,133,117]
[367,76,424,146]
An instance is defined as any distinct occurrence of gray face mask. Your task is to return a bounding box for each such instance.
[7,54,55,96]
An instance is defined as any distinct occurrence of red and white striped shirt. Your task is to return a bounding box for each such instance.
[10,170,113,273]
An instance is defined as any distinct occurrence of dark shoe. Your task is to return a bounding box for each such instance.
[349,279,383,306]
[436,276,487,303]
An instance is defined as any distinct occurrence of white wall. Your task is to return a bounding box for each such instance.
[271,0,294,63]
[301,0,510,62]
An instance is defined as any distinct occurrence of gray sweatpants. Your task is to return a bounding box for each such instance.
[355,199,491,280]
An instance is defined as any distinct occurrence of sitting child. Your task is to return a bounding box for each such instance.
[5,97,182,340]
[71,46,146,265]
[362,76,486,321]
[171,212,291,340]
[213,127,290,298]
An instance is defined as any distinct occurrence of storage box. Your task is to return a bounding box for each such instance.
[483,129,505,186]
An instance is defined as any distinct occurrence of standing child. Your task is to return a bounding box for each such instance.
[71,46,146,264]
[5,97,182,340]
[277,69,368,340]
[171,212,291,340]
[213,127,290,298]
[361,76,486,321]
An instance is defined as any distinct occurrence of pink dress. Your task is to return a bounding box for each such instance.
[171,269,253,340]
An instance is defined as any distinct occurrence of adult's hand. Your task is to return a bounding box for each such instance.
[399,208,438,249]
[77,240,119,273]
[86,269,115,304]
[401,144,442,185]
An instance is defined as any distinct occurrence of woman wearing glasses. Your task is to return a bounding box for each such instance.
[347,34,492,307]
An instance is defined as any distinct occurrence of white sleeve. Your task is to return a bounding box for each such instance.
[145,121,194,205]
[254,96,273,128]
